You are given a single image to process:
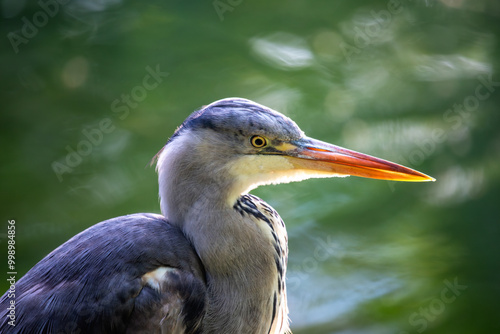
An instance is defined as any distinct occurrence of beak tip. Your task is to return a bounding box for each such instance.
[407,172,435,182]
[417,172,435,182]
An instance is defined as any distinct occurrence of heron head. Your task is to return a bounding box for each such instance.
[156,98,434,213]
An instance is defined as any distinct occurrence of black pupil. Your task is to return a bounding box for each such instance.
[254,137,264,146]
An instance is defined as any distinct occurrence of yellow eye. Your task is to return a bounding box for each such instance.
[250,135,267,148]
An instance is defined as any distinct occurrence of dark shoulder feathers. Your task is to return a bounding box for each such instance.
[0,213,206,334]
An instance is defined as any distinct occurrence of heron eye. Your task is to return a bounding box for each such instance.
[250,135,267,148]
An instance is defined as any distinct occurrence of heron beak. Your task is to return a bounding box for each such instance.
[281,137,435,182]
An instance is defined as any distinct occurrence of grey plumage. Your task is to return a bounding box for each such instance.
[167,98,302,145]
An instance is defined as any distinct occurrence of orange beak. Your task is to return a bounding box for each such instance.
[282,137,435,182]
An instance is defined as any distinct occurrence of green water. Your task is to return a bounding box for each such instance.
[1,0,499,333]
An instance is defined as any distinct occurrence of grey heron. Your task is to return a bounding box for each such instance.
[0,98,434,333]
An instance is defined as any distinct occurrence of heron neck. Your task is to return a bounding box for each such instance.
[157,156,281,333]
[183,196,280,333]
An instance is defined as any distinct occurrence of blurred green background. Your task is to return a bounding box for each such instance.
[1,0,499,333]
